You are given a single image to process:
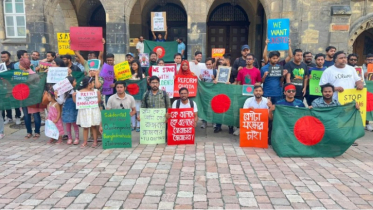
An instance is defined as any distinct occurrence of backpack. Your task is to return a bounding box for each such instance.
[176,99,194,109]
[145,90,168,108]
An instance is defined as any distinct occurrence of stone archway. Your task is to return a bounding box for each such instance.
[348,14,373,53]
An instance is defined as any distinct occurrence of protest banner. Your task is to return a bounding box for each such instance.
[114,61,132,81]
[87,59,101,70]
[100,63,114,95]
[212,48,225,58]
[53,78,73,96]
[144,40,178,62]
[70,27,103,51]
[309,70,323,96]
[240,109,268,148]
[45,119,59,139]
[47,67,68,83]
[268,65,283,77]
[339,88,367,125]
[39,62,52,72]
[152,66,176,98]
[151,12,167,31]
[201,69,213,80]
[368,63,373,73]
[76,91,99,109]
[216,66,231,83]
[140,108,166,144]
[174,76,198,97]
[167,108,195,145]
[139,53,150,67]
[189,62,207,78]
[57,33,75,55]
[267,18,290,51]
[242,85,254,96]
[101,109,132,149]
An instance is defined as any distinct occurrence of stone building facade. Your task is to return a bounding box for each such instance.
[0,0,372,65]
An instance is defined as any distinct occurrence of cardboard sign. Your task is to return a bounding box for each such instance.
[216,66,231,83]
[39,62,52,73]
[201,69,213,80]
[53,78,73,96]
[242,85,254,96]
[240,109,268,148]
[101,109,132,149]
[45,119,59,139]
[368,63,373,73]
[173,76,198,97]
[189,62,206,78]
[57,33,75,55]
[309,70,323,96]
[114,61,132,81]
[338,88,367,125]
[167,108,195,145]
[212,48,225,58]
[139,53,149,67]
[87,59,101,70]
[151,12,167,31]
[47,67,68,83]
[76,91,99,109]
[100,63,115,95]
[267,18,290,51]
[70,27,103,51]
[268,65,283,77]
[129,38,139,47]
[152,66,176,98]
[140,108,166,144]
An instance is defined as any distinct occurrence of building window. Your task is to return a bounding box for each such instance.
[3,0,26,38]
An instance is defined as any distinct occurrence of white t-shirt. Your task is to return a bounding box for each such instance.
[172,99,198,113]
[243,97,269,109]
[319,65,360,100]
[136,41,144,54]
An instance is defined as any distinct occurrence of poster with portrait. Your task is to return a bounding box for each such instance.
[216,66,231,83]
[139,53,150,67]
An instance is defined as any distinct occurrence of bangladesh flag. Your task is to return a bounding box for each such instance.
[367,81,373,121]
[71,71,85,90]
[144,40,178,62]
[125,79,147,100]
[272,103,364,157]
[0,70,46,110]
[195,81,248,127]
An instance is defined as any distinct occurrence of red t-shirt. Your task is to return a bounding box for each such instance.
[236,67,261,85]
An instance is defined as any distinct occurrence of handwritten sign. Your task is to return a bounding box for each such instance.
[242,85,254,96]
[39,62,52,73]
[167,108,195,145]
[339,88,367,125]
[268,65,283,77]
[100,63,114,95]
[87,59,101,70]
[309,70,323,96]
[240,109,268,148]
[140,108,166,144]
[101,109,132,149]
[216,66,231,83]
[152,66,176,98]
[76,91,98,109]
[45,119,59,139]
[267,18,290,51]
[189,62,206,78]
[53,78,73,96]
[57,33,75,55]
[47,67,68,83]
[70,27,103,51]
[151,12,167,31]
[173,76,198,98]
[212,48,225,58]
[201,69,213,80]
[139,53,149,67]
[114,61,132,81]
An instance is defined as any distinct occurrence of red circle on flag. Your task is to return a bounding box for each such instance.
[246,86,253,93]
[127,84,140,95]
[89,61,95,67]
[211,94,231,113]
[12,84,30,100]
[367,92,373,112]
[294,116,325,146]
[153,46,166,59]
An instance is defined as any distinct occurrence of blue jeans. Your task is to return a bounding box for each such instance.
[22,107,41,134]
[0,114,4,134]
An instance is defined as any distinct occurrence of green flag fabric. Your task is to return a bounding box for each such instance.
[272,103,365,157]
[367,81,373,121]
[144,40,178,62]
[195,81,248,127]
[0,70,46,110]
[71,71,85,90]
[125,79,148,100]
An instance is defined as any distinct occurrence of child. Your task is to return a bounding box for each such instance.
[129,60,145,132]
[47,90,64,144]
[73,77,102,148]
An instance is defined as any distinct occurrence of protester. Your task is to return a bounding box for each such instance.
[104,53,116,103]
[46,90,64,144]
[44,51,56,63]
[148,59,165,77]
[31,51,40,71]
[362,53,373,78]
[140,76,171,110]
[145,52,158,77]
[306,53,326,106]
[199,57,216,129]
[324,46,336,67]
[193,51,203,65]
[232,45,260,82]
[136,36,144,54]
[1,51,14,70]
[303,52,316,68]
[262,39,293,66]
[152,29,168,42]
[73,38,105,72]
[275,83,305,107]
[129,60,145,132]
[126,53,134,64]
[347,54,358,67]
[174,53,182,71]
[285,49,308,101]
[62,55,80,72]
[311,83,341,107]
[177,38,186,58]
[167,87,198,127]
[13,50,29,69]
[236,53,262,85]
[178,60,195,76]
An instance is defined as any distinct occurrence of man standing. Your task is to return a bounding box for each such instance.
[236,53,261,85]
[174,53,182,70]
[1,51,14,70]
[152,29,168,42]
[136,36,145,54]
[193,51,202,64]
[168,87,198,127]
[285,49,308,101]
[177,38,186,58]
[262,39,293,67]
[362,53,373,78]
[140,76,171,110]
[305,53,327,106]
[276,83,306,107]
[303,52,316,68]
[31,51,40,71]
[324,46,336,67]
[13,50,29,69]
[62,55,80,72]
[347,54,358,67]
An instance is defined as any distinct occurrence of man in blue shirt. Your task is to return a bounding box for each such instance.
[324,46,336,67]
[13,50,29,69]
[306,53,327,106]
[152,28,168,42]
[275,83,305,107]
[177,38,186,58]
[311,83,340,108]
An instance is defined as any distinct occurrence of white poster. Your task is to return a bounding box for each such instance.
[53,78,73,96]
[76,91,99,109]
[45,120,59,139]
[152,66,176,98]
[153,12,165,31]
[189,62,207,80]
[47,67,68,83]
[0,63,7,73]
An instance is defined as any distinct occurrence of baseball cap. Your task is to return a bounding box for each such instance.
[241,45,250,51]
[126,52,134,57]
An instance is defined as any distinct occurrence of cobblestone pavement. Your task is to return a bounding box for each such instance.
[0,124,373,209]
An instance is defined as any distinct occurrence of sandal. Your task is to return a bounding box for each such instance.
[73,139,79,145]
[91,143,98,148]
[48,139,55,144]
[25,133,32,139]
[80,143,88,148]
[56,140,63,144]
[67,139,73,145]
[33,133,40,139]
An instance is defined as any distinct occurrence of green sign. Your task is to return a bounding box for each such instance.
[101,109,132,149]
[309,70,323,96]
[140,108,166,144]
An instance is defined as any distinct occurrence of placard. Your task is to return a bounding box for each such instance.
[47,67,68,83]
[0,63,7,72]
[165,63,177,70]
[70,27,103,51]
[45,119,59,139]
[368,63,373,73]
[100,63,114,95]
[173,76,198,97]
[309,70,323,96]
[189,62,207,78]
[267,18,290,51]
[140,108,166,144]
[368,73,373,81]
[53,78,73,96]
[338,88,367,125]
[87,59,101,70]
[167,108,195,145]
[240,109,268,148]
[355,66,365,85]
[129,38,139,47]
[76,91,98,109]
[139,53,149,67]
[39,62,52,73]
[114,61,132,81]
[57,33,75,55]
[212,48,225,58]
[152,66,176,98]
[268,65,283,77]
[242,85,254,96]
[216,66,231,83]
[151,12,167,31]
[201,69,213,80]
[101,109,132,149]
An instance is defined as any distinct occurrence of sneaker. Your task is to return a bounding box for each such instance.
[15,118,21,125]
[41,120,45,126]
[0,134,4,139]
[214,127,222,133]
[131,128,135,131]
[229,127,234,134]
[201,122,207,129]
[62,135,68,140]
[233,128,240,136]
[366,124,373,131]
[213,123,216,128]
[136,128,140,132]
[3,118,12,124]
[352,142,358,146]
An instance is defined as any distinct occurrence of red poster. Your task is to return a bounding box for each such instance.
[173,76,198,97]
[239,109,269,148]
[167,108,195,145]
[70,27,103,51]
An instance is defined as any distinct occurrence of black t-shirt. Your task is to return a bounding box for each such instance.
[284,61,309,97]
[6,62,15,70]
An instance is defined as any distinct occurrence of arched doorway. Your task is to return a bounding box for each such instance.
[353,29,373,65]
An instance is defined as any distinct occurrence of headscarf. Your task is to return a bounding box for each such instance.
[177,60,194,76]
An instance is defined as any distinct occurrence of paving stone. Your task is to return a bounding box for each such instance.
[65,189,84,197]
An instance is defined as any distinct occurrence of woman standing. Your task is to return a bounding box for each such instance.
[129,60,145,132]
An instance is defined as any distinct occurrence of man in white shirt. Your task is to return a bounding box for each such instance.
[136,36,144,54]
[167,87,198,127]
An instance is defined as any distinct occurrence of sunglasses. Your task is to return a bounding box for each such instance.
[286,90,296,93]
[120,103,124,109]
[349,59,357,61]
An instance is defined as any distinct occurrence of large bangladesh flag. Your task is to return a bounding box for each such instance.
[366,81,373,121]
[125,79,147,100]
[272,103,364,157]
[144,40,178,62]
[195,81,248,127]
[0,70,46,110]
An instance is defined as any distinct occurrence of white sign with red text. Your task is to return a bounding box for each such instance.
[76,91,98,109]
